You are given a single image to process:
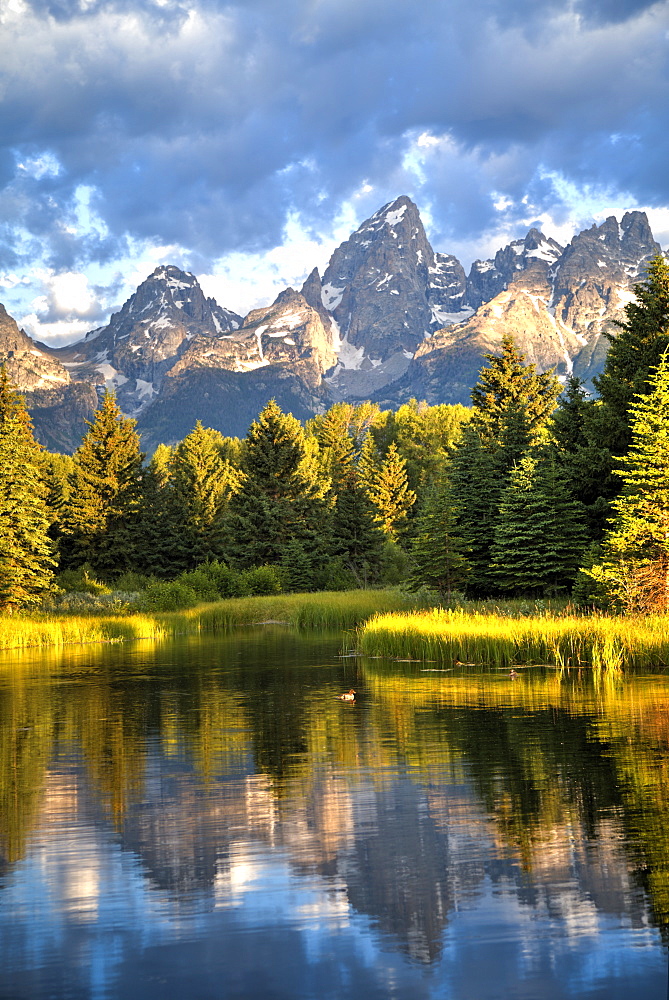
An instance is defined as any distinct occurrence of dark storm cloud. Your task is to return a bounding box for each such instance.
[1,0,668,278]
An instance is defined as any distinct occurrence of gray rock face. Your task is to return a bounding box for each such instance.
[321,196,465,362]
[49,265,243,418]
[0,303,98,451]
[466,228,564,310]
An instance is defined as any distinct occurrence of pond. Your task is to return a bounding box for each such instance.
[0,626,667,999]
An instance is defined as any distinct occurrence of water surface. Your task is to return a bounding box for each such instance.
[0,627,667,999]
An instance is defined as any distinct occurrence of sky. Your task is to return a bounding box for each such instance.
[1,0,669,345]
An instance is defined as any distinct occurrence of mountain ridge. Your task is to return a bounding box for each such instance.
[0,197,663,451]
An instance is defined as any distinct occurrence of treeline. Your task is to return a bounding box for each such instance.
[2,254,669,614]
[0,376,469,610]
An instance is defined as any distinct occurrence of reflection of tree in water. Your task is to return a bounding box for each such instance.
[3,638,669,957]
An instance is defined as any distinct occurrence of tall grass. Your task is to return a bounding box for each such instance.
[0,590,416,651]
[358,608,669,671]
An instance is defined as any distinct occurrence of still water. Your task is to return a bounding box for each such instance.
[0,626,668,999]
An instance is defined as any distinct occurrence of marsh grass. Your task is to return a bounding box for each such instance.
[358,608,669,671]
[0,590,416,651]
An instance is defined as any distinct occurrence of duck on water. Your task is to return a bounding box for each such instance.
[338,689,356,701]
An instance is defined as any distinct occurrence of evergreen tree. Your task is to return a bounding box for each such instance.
[490,455,588,596]
[549,377,615,539]
[224,400,330,569]
[594,254,669,454]
[365,442,416,541]
[329,467,385,586]
[409,476,470,599]
[588,351,669,612]
[170,421,240,564]
[134,462,191,578]
[447,425,504,596]
[471,334,561,452]
[61,391,144,575]
[0,368,55,611]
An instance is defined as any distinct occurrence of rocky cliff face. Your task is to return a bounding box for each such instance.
[1,199,664,451]
[0,303,98,451]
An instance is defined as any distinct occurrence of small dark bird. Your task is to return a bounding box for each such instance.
[338,689,356,701]
[509,669,520,680]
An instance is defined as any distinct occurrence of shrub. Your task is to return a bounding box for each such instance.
[113,570,156,592]
[199,561,250,598]
[55,564,111,595]
[176,569,220,602]
[141,581,198,611]
[240,565,283,596]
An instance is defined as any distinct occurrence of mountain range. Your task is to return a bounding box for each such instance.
[0,196,662,452]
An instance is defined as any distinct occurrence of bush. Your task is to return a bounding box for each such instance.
[114,570,156,592]
[141,581,198,611]
[198,561,250,598]
[240,565,283,596]
[312,556,358,592]
[55,565,111,595]
[176,569,220,602]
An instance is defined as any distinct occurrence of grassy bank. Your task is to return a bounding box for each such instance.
[0,590,416,651]
[357,608,669,671]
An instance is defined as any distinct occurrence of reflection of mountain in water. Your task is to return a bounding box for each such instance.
[0,635,668,983]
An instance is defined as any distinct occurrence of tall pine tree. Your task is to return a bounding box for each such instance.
[365,442,416,541]
[489,454,588,596]
[409,475,470,599]
[61,391,144,576]
[0,368,55,611]
[594,255,669,455]
[224,400,330,569]
[588,351,669,612]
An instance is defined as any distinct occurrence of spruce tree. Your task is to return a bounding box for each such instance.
[170,421,240,564]
[594,254,669,454]
[589,351,669,612]
[61,391,144,575]
[409,476,470,599]
[224,400,330,569]
[365,442,416,541]
[490,454,588,596]
[0,368,56,611]
[329,467,385,587]
[471,334,561,452]
[549,377,615,539]
[447,425,504,596]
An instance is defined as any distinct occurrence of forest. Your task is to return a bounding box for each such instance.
[2,254,669,617]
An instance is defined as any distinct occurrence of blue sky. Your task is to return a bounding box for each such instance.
[1,0,669,344]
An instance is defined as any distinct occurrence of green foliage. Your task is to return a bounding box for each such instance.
[60,391,144,575]
[142,580,199,611]
[240,564,283,595]
[490,455,588,596]
[224,399,330,569]
[409,476,471,598]
[55,564,111,594]
[586,351,669,612]
[170,421,240,563]
[0,368,56,611]
[594,255,669,453]
[379,539,411,586]
[365,441,416,540]
[447,425,504,597]
[280,539,315,592]
[198,560,251,598]
[470,334,561,455]
[369,399,471,490]
[176,568,220,602]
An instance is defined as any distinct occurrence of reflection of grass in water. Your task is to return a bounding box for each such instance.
[0,590,416,651]
[358,608,669,671]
